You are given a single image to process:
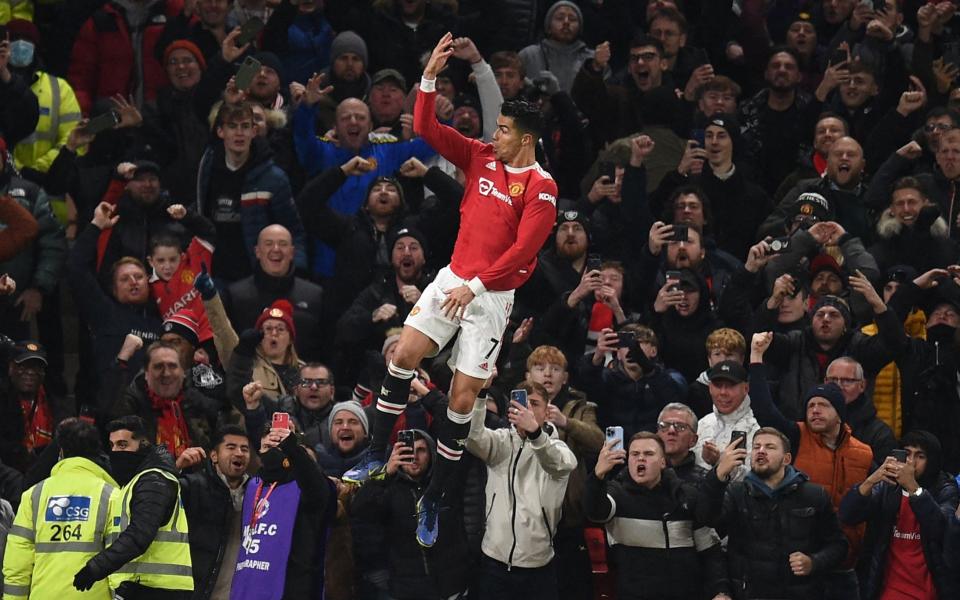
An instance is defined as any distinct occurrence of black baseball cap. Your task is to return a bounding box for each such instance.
[707,360,747,384]
[12,341,47,366]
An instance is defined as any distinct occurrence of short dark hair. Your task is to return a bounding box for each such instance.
[58,418,102,459]
[211,424,249,448]
[766,45,800,68]
[664,185,713,225]
[300,362,333,384]
[627,431,666,455]
[815,111,850,134]
[629,35,665,55]
[925,106,960,127]
[754,426,791,453]
[149,231,182,255]
[106,415,150,443]
[892,176,927,199]
[500,99,544,140]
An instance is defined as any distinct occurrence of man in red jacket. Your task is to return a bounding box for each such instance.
[68,0,184,113]
[345,33,558,548]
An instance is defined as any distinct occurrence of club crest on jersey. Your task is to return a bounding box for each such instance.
[509,182,525,196]
[410,306,421,316]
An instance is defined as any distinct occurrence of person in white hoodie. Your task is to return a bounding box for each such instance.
[465,380,577,600]
[693,360,760,481]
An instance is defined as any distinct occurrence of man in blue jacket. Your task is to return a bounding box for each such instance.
[196,101,307,283]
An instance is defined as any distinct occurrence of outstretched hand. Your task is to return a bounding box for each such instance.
[424,32,455,80]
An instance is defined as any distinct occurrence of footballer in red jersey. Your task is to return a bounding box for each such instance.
[345,33,558,547]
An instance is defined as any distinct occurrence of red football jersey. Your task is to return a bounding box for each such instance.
[414,80,557,293]
[150,237,214,342]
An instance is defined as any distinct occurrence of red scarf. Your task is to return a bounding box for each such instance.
[813,151,828,176]
[21,387,53,451]
[148,389,192,457]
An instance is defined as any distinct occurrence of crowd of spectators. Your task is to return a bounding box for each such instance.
[1,0,960,598]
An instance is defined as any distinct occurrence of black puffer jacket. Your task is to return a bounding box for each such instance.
[85,446,180,580]
[697,467,849,600]
[839,468,959,600]
[179,459,247,600]
[577,354,684,441]
[224,265,325,361]
[351,430,470,600]
[584,468,728,599]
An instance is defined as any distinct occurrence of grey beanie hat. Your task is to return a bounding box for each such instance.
[331,31,368,66]
[544,1,583,31]
[328,401,370,438]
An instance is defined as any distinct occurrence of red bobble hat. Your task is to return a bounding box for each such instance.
[255,299,296,340]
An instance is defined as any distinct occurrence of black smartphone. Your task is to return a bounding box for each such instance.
[690,47,710,68]
[598,161,615,182]
[872,0,886,11]
[665,270,682,283]
[617,331,636,348]
[82,110,120,135]
[690,128,706,148]
[398,430,416,461]
[235,56,262,91]
[510,389,528,408]
[890,449,907,463]
[769,237,791,254]
[236,17,264,46]
[670,224,689,243]
[731,430,747,448]
[586,254,602,273]
[829,48,848,67]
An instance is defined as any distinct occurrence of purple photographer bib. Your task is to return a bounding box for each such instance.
[230,477,301,600]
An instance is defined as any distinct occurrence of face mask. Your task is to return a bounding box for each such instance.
[110,450,143,486]
[9,40,35,68]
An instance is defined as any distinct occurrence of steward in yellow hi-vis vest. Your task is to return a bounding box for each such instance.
[2,418,118,600]
[73,417,192,599]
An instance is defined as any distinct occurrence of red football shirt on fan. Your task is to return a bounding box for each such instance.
[150,237,214,342]
[414,79,557,295]
[880,492,937,600]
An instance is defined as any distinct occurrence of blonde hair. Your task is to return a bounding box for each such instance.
[705,328,746,356]
[526,345,568,371]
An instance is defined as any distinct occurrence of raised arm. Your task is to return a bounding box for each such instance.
[414,33,486,170]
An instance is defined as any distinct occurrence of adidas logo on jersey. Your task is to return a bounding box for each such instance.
[485,161,497,171]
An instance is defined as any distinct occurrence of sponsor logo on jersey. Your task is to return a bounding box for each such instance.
[478,178,513,206]
[538,192,557,205]
[46,496,91,522]
[485,161,497,171]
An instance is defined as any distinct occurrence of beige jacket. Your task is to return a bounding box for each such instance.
[466,397,578,568]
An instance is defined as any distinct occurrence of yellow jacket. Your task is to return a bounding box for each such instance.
[13,71,83,174]
[0,0,32,24]
[2,457,118,600]
[861,308,927,438]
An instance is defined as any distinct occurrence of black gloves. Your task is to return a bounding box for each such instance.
[73,565,98,591]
